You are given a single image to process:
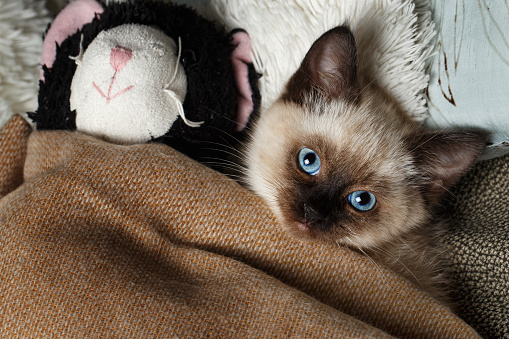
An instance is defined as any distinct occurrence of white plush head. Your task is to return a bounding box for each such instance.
[70,24,189,144]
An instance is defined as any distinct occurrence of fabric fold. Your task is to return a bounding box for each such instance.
[0,115,31,199]
[0,115,479,338]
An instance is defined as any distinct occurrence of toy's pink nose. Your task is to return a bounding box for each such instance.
[110,46,133,71]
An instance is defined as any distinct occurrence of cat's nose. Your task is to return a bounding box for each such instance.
[304,204,323,223]
[303,202,334,231]
[304,203,326,223]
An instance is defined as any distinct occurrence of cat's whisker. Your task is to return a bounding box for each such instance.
[271,178,288,191]
[202,139,247,155]
[372,235,431,290]
[262,181,284,194]
[247,172,286,195]
[394,234,421,258]
[432,180,459,200]
[350,240,391,288]
[353,77,377,102]
[210,132,250,152]
[367,244,394,259]
[204,107,255,135]
[201,157,247,172]
[253,171,286,190]
[202,164,246,176]
[400,264,425,289]
[200,154,245,167]
[201,160,245,173]
[408,129,447,153]
[224,174,250,184]
[200,162,249,183]
[344,227,359,237]
[202,145,247,163]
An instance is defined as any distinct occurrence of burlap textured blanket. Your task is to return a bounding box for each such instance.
[0,115,480,338]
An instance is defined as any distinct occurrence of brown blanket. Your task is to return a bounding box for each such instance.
[0,115,480,338]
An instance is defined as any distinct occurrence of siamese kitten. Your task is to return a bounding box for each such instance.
[244,26,486,304]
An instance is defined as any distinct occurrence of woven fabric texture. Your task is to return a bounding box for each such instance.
[445,153,509,338]
[0,115,31,198]
[0,115,479,338]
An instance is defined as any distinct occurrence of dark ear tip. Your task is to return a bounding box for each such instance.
[318,25,356,53]
[326,25,355,40]
[322,26,356,54]
[282,25,359,104]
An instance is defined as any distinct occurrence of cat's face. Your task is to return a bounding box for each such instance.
[245,26,486,250]
[245,89,429,248]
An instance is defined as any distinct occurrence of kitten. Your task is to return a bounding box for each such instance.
[243,26,486,304]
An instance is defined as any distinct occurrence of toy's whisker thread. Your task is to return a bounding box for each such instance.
[69,34,85,66]
[169,37,182,85]
[164,89,203,128]
[164,37,203,128]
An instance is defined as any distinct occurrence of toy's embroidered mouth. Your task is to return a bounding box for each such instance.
[93,46,134,104]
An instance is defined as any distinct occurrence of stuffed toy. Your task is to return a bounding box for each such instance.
[29,0,260,162]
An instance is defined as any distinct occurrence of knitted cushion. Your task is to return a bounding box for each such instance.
[445,153,509,338]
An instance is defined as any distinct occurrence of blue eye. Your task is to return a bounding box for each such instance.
[298,148,321,175]
[348,191,376,212]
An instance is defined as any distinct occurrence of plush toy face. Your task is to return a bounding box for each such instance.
[70,24,188,144]
[32,0,260,162]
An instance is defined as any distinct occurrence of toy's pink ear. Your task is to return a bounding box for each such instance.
[40,0,104,81]
[230,30,255,132]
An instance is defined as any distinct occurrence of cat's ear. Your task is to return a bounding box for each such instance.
[409,131,488,204]
[281,26,359,104]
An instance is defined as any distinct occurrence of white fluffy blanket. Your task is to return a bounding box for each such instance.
[204,0,435,120]
[0,0,53,128]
